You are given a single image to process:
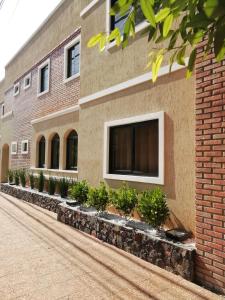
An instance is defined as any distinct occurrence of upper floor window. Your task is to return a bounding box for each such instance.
[13,82,20,97]
[24,73,31,90]
[38,59,50,96]
[64,36,81,82]
[11,142,17,155]
[51,133,60,169]
[21,140,29,154]
[38,136,46,168]
[104,112,164,184]
[2,104,4,116]
[110,0,145,33]
[66,130,78,170]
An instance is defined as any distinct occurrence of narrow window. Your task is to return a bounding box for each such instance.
[2,104,4,116]
[38,136,45,168]
[67,42,80,78]
[21,140,29,154]
[51,134,60,169]
[40,65,49,93]
[14,83,20,96]
[109,120,159,177]
[24,73,31,90]
[66,130,78,170]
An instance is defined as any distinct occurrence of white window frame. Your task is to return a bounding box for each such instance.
[24,73,31,90]
[64,35,81,83]
[11,142,18,155]
[13,82,20,97]
[103,111,164,185]
[37,58,50,97]
[2,103,4,116]
[106,0,149,50]
[21,140,29,154]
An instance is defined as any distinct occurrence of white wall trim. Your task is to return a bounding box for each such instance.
[31,105,80,125]
[1,110,13,120]
[80,0,100,18]
[11,141,17,155]
[63,35,81,83]
[79,59,188,105]
[103,111,164,185]
[21,140,29,154]
[37,58,50,97]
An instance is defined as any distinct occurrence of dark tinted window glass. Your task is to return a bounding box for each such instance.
[51,134,60,169]
[40,65,49,93]
[109,120,159,177]
[66,130,78,170]
[38,136,45,168]
[67,42,80,78]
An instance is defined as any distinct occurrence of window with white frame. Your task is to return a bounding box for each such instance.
[24,73,31,90]
[64,36,81,82]
[21,140,29,154]
[38,59,50,96]
[103,112,164,184]
[13,82,20,96]
[11,142,17,155]
[2,103,4,116]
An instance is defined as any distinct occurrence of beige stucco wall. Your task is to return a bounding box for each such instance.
[4,0,82,90]
[78,70,196,233]
[31,111,79,180]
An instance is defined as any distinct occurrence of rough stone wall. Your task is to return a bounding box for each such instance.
[195,40,225,294]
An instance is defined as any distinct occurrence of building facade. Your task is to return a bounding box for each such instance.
[0,0,224,293]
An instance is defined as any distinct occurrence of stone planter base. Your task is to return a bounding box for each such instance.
[1,183,64,213]
[57,203,196,281]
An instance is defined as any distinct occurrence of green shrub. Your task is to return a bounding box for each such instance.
[19,169,26,187]
[87,182,109,212]
[110,183,138,217]
[48,177,57,195]
[58,177,69,198]
[29,173,35,189]
[138,188,170,228]
[8,169,14,184]
[69,180,89,204]
[38,171,45,193]
[14,170,20,186]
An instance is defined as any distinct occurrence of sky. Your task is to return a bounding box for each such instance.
[0,0,61,80]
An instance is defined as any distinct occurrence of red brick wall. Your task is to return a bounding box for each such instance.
[5,29,80,170]
[195,40,225,294]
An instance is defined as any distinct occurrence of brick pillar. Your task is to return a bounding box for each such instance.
[195,41,225,294]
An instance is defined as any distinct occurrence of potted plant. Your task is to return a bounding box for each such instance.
[38,171,45,193]
[29,173,35,189]
[48,177,57,196]
[58,177,69,198]
[8,170,14,185]
[19,169,26,188]
[69,180,89,205]
[87,182,109,213]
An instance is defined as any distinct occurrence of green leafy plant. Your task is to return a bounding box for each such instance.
[14,170,20,186]
[69,180,89,204]
[8,169,14,184]
[87,182,109,212]
[58,177,69,198]
[48,177,57,195]
[29,173,35,189]
[38,171,45,193]
[19,169,26,188]
[88,0,225,82]
[138,187,170,228]
[110,183,138,217]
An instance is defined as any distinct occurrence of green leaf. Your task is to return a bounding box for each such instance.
[214,25,225,61]
[163,14,174,37]
[152,53,164,82]
[203,0,225,19]
[155,7,170,23]
[140,0,156,28]
[177,46,186,66]
[186,48,197,79]
[87,33,103,48]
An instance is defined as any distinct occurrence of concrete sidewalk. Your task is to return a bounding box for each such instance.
[0,192,222,300]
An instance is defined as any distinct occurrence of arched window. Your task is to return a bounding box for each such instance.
[66,130,78,170]
[38,136,45,168]
[51,134,60,169]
